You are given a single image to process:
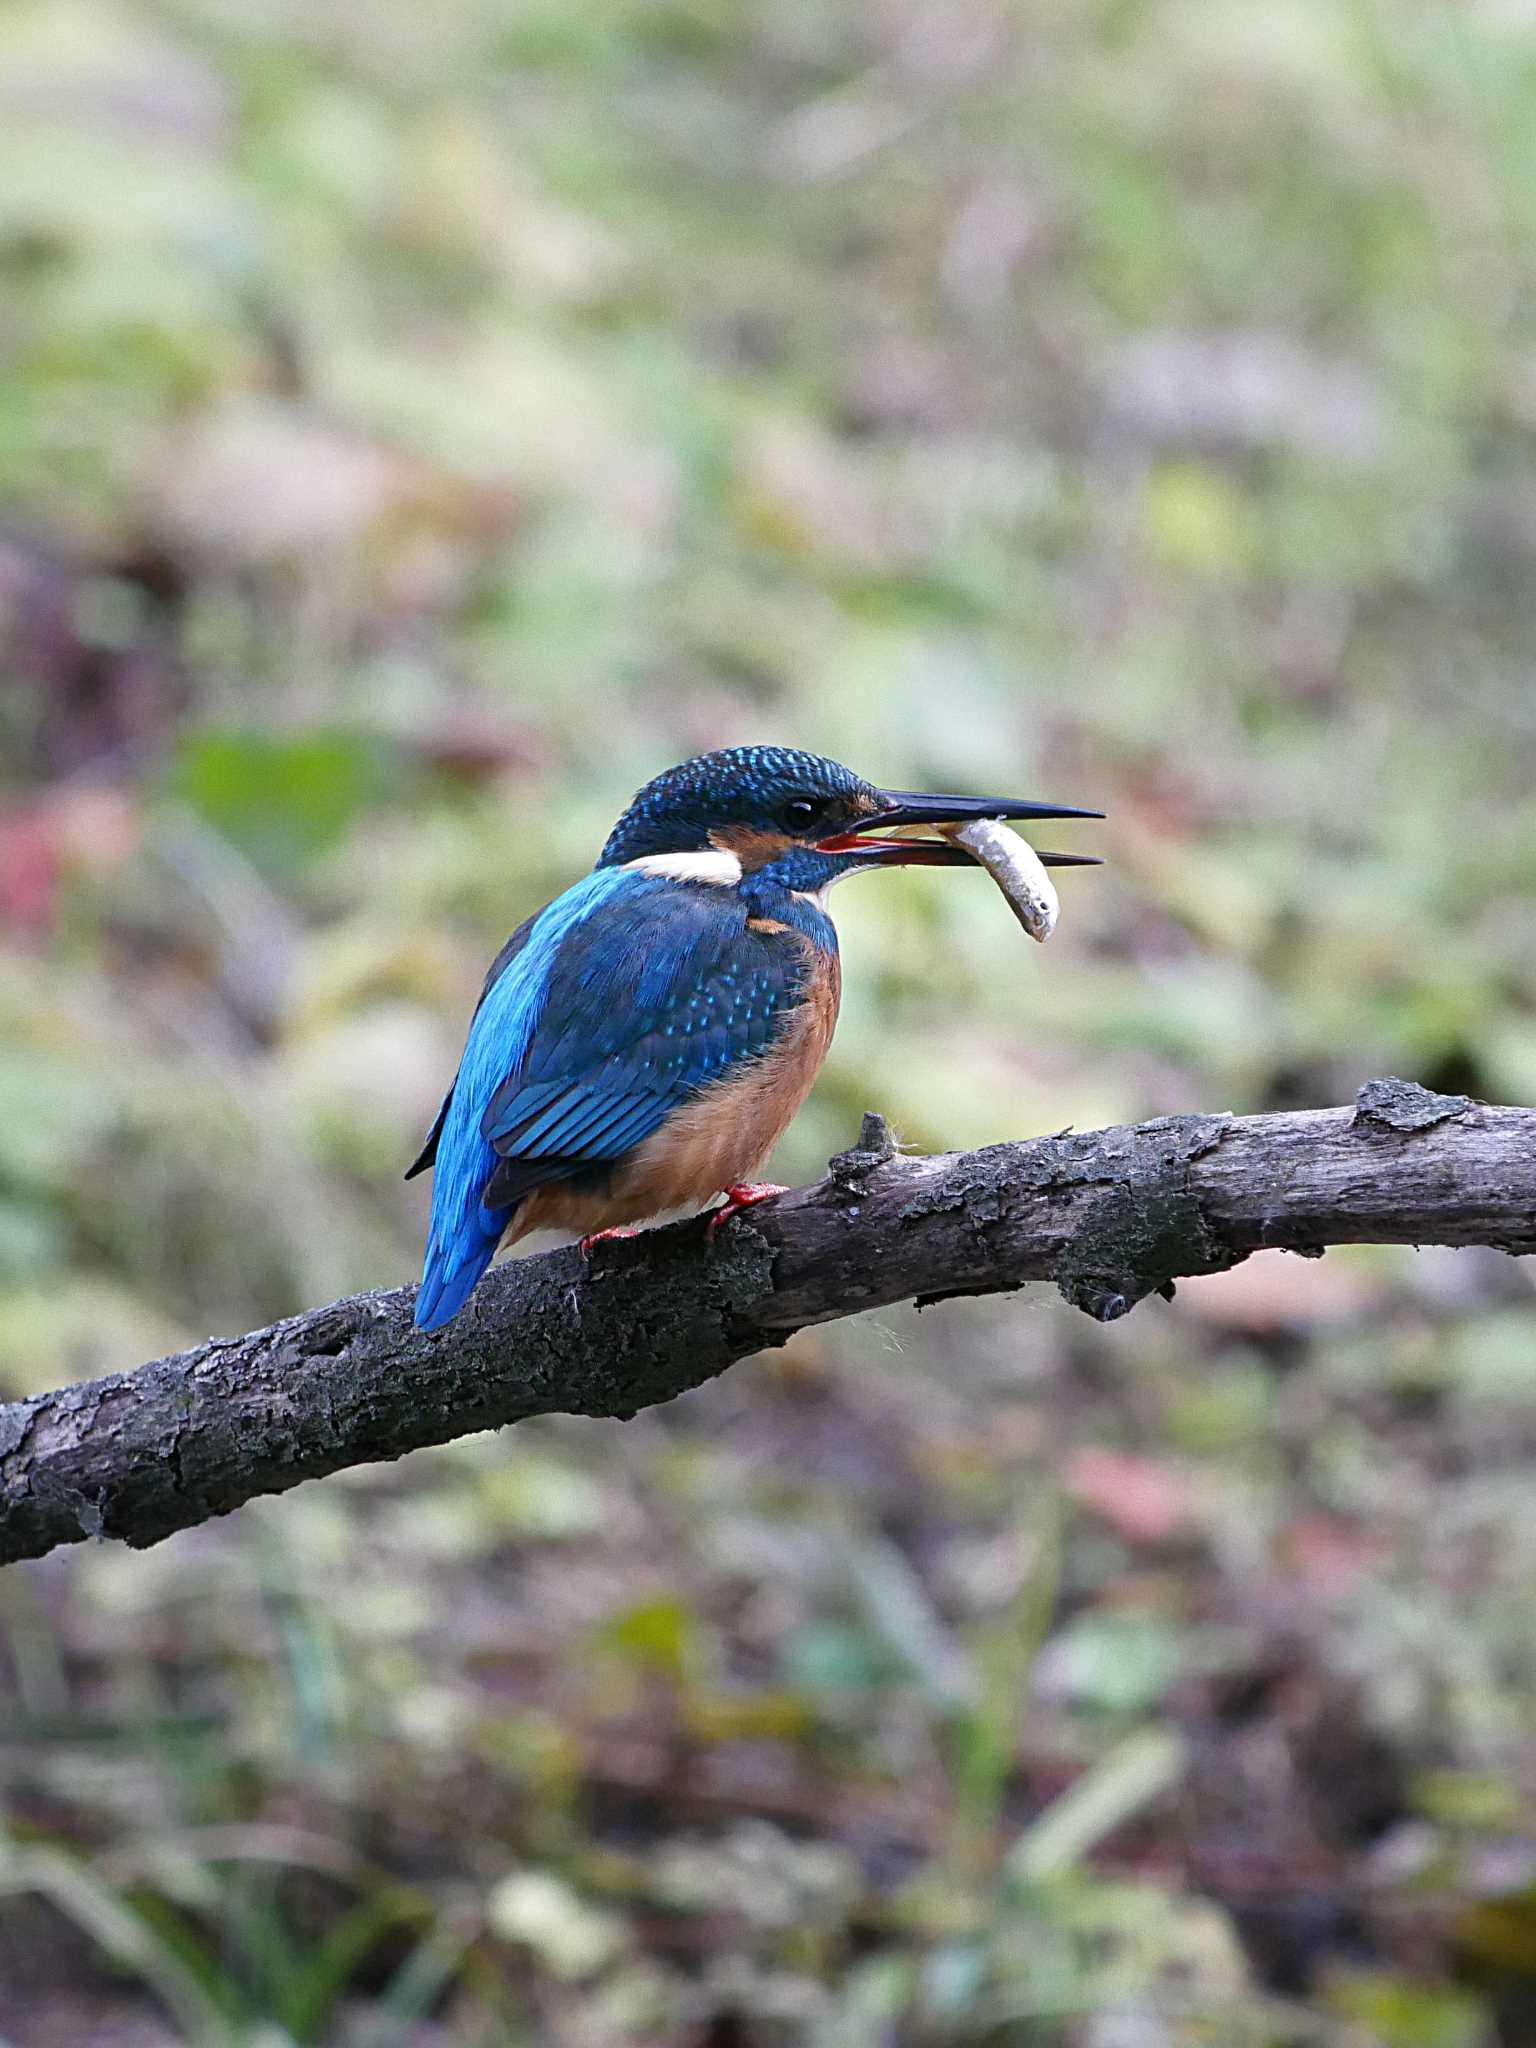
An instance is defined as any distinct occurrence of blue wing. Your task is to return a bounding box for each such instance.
[414,869,814,1329]
[404,913,538,1181]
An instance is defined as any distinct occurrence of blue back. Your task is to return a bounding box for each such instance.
[414,867,828,1329]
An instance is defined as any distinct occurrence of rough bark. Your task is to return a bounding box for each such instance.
[3,1079,1532,1568]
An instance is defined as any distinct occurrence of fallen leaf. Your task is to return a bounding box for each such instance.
[1065,1448,1191,1545]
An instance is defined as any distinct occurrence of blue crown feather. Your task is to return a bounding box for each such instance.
[597,746,875,867]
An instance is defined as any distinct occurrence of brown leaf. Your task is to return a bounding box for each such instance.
[1065,1447,1192,1545]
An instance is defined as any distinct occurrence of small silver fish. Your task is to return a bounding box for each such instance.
[940,818,1060,942]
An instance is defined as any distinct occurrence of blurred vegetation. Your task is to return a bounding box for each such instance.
[4,0,1536,2040]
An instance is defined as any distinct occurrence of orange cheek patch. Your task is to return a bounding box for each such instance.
[709,825,796,870]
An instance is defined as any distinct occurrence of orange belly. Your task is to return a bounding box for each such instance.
[509,946,840,1242]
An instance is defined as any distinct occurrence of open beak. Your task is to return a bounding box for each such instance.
[819,789,1104,868]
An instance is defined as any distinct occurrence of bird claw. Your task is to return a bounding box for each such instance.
[579,1225,641,1259]
[706,1183,789,1237]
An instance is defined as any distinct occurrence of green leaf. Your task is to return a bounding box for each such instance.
[167,730,384,873]
[1042,1613,1182,1717]
[0,1841,240,2047]
[782,1621,892,1696]
[1004,1729,1187,1886]
[599,1595,696,1679]
[1324,1969,1488,2048]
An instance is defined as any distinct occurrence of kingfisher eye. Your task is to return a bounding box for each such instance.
[780,796,832,833]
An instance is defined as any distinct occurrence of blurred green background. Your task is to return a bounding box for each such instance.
[5,0,1536,2041]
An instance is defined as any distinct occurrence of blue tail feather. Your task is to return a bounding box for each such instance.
[414,1213,503,1331]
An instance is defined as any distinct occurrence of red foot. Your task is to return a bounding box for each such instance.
[706,1182,789,1237]
[579,1225,641,1258]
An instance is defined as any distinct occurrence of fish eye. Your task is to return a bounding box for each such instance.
[780,796,832,832]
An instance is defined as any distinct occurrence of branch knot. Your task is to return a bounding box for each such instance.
[826,1111,899,1196]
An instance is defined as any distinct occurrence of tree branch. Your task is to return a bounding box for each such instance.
[3,1079,1532,1568]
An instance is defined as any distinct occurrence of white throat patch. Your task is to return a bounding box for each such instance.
[627,848,744,886]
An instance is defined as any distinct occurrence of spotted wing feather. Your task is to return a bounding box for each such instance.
[479,886,805,1207]
[414,869,814,1329]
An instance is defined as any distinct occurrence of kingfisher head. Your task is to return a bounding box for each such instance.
[596,745,1100,896]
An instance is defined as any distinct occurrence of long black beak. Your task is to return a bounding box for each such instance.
[819,788,1104,868]
[872,790,1103,829]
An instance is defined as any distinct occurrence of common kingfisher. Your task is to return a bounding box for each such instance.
[409,746,1100,1330]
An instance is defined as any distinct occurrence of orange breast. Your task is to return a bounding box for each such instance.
[511,943,841,1241]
